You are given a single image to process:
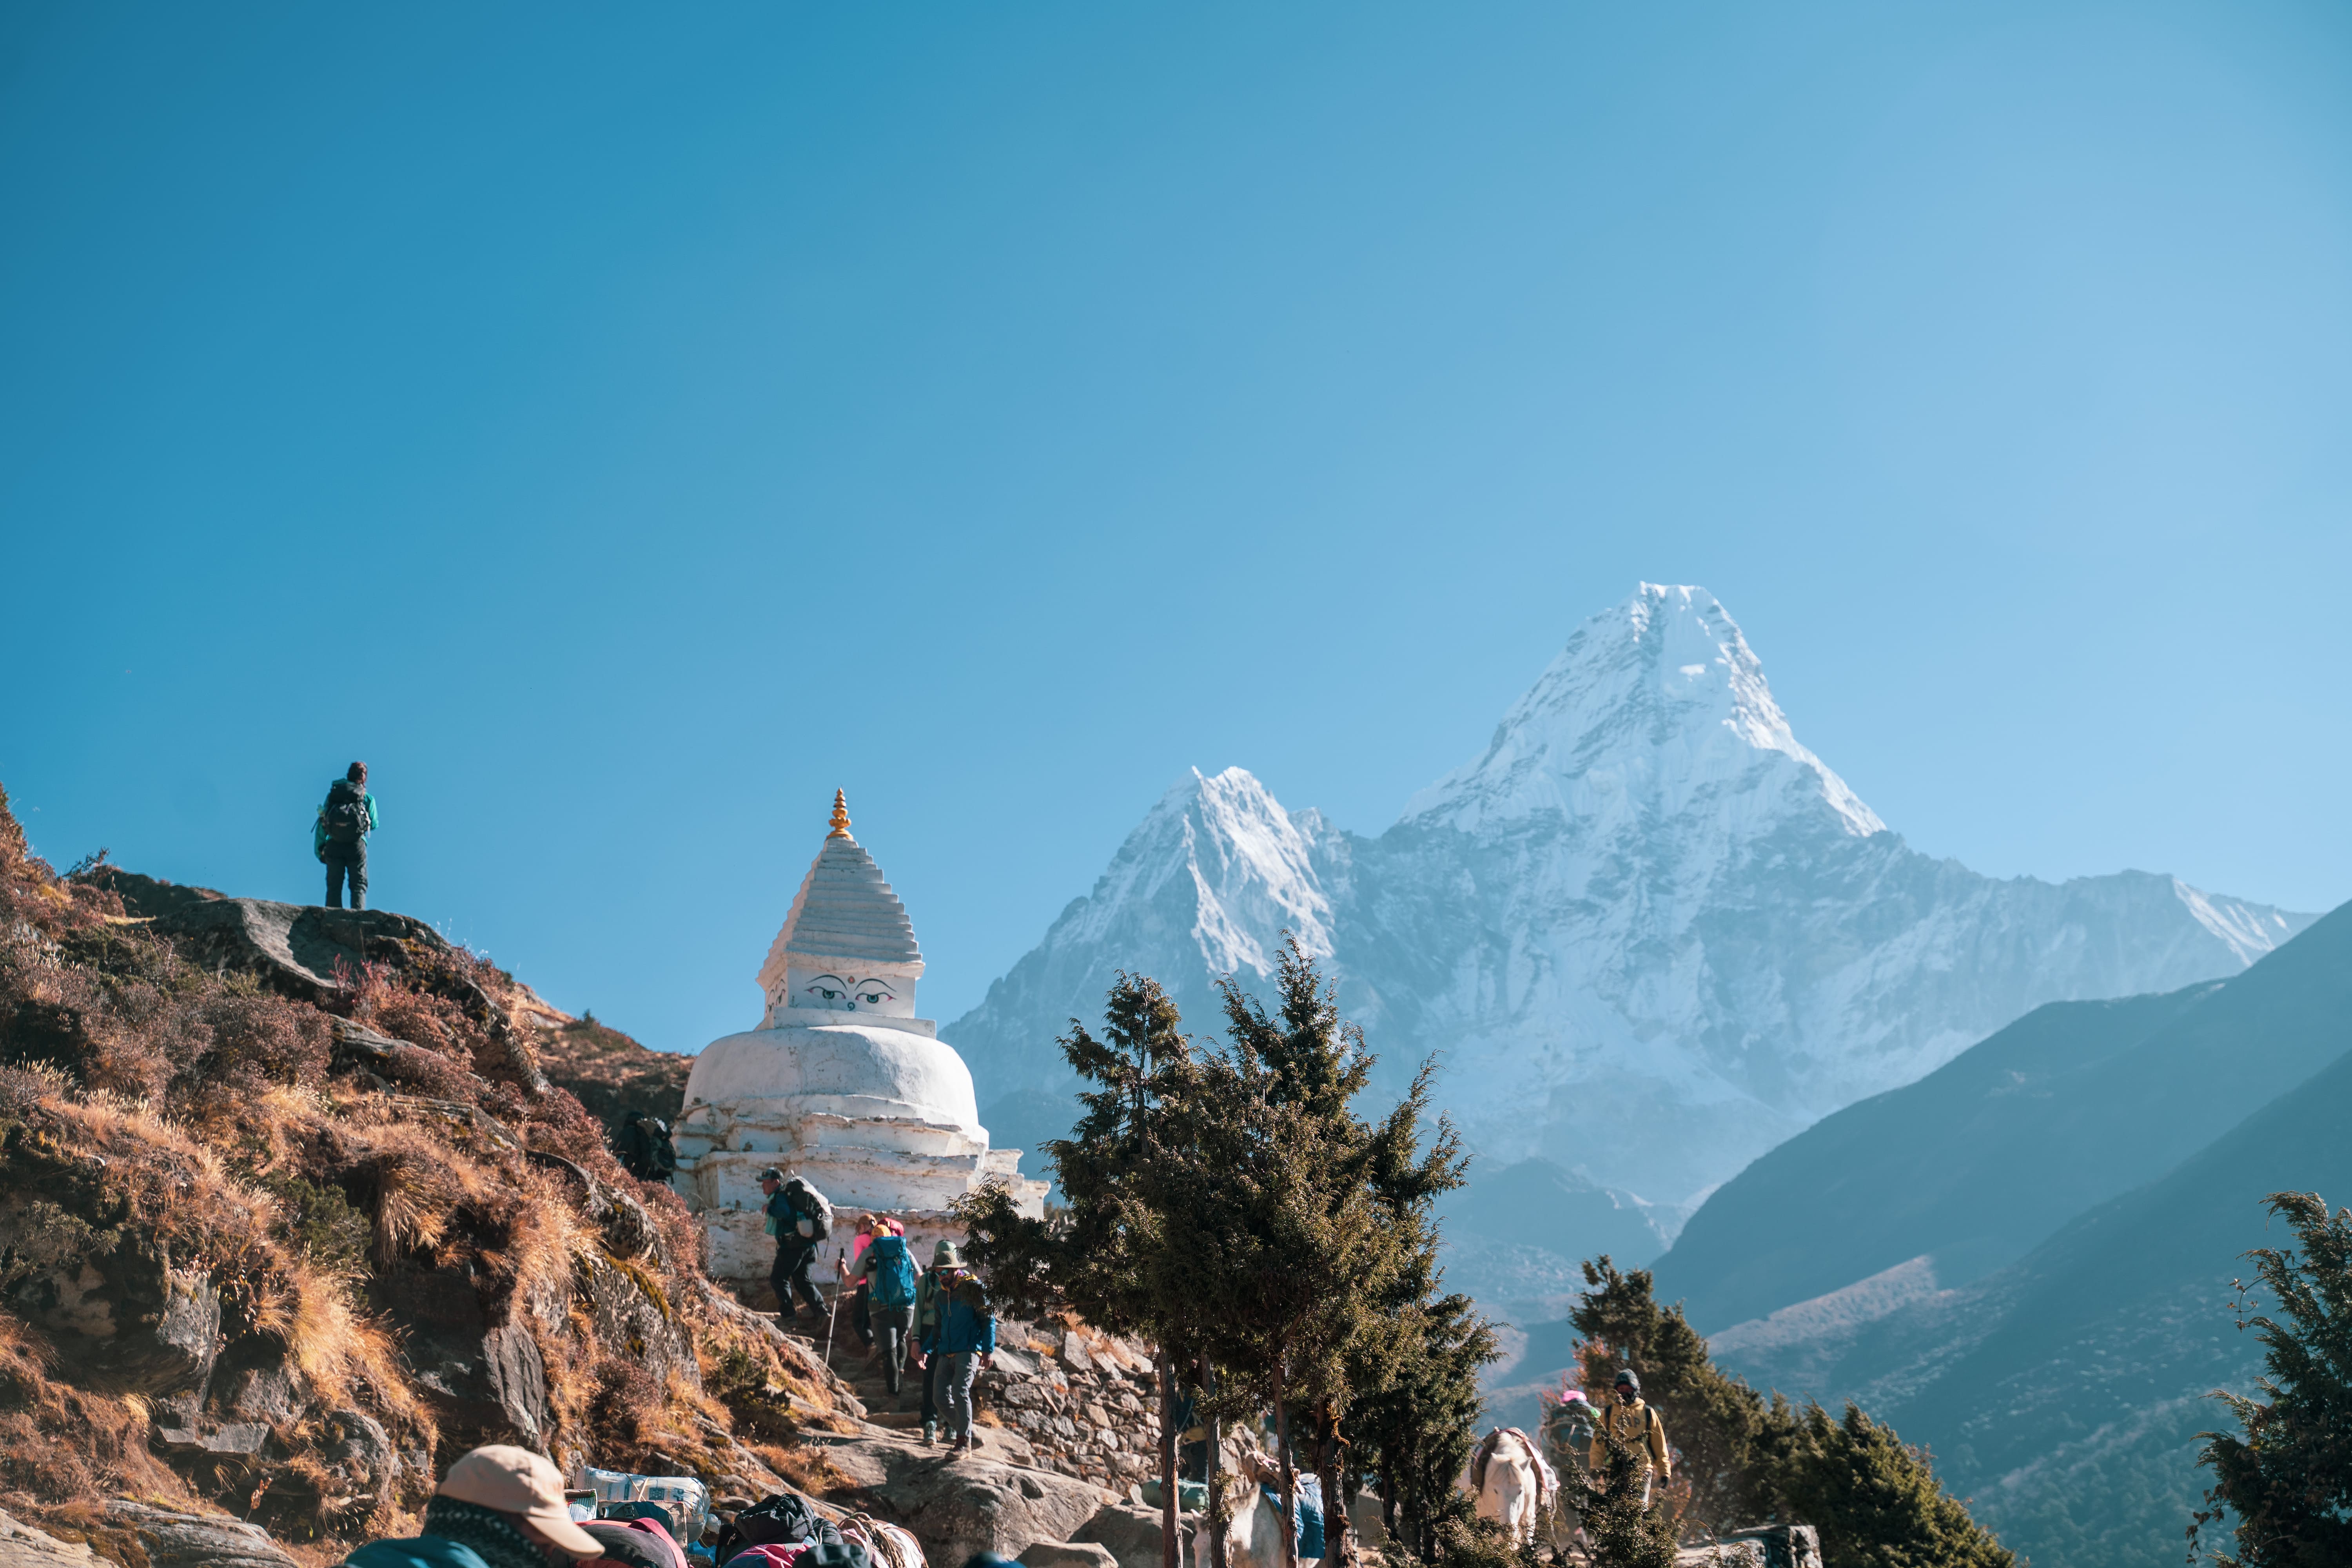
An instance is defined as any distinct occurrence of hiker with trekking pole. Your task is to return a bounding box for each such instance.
[758,1167,832,1326]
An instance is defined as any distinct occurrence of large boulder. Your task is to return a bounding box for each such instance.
[0,1225,220,1399]
[100,1502,299,1568]
[1019,1545,1119,1568]
[0,1510,99,1568]
[1070,1503,1193,1568]
[145,897,444,1002]
[820,1432,1110,1568]
[370,1261,549,1448]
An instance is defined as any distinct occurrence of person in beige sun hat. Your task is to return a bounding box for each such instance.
[345,1444,603,1568]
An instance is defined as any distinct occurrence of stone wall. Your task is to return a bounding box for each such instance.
[981,1320,1165,1492]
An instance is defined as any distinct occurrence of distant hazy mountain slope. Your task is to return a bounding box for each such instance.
[1706,1037,2352,1568]
[951,584,2314,1218]
[1435,1158,1671,1324]
[1904,1048,2352,1568]
[1654,900,2352,1332]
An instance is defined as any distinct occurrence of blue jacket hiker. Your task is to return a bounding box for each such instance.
[314,760,379,911]
[853,1225,920,1395]
[925,1268,996,1453]
[344,1444,601,1568]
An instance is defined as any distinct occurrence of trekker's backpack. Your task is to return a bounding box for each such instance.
[724,1493,866,1568]
[323,781,368,844]
[866,1234,916,1308]
[1558,1401,1596,1450]
[784,1178,833,1241]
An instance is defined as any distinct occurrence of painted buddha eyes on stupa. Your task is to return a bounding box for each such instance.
[804,974,896,1009]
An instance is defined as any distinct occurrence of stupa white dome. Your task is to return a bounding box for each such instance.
[672,792,1043,1281]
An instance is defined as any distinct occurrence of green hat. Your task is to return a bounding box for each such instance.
[933,1240,961,1266]
[759,1167,785,1182]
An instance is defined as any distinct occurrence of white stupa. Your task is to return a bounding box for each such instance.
[673,791,1046,1280]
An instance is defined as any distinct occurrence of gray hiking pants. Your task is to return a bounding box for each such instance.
[941,1351,981,1443]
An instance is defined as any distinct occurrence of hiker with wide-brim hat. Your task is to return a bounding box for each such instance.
[913,1239,962,1445]
[345,1444,603,1568]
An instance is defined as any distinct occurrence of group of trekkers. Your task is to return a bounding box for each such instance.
[1543,1367,1673,1512]
[759,1167,996,1452]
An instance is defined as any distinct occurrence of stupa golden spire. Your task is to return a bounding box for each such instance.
[827,788,852,838]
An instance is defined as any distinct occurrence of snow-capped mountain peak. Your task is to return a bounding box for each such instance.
[1107,766,1334,978]
[1401,583,1884,838]
[950,585,2314,1252]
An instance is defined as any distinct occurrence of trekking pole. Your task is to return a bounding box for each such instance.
[824,1247,846,1367]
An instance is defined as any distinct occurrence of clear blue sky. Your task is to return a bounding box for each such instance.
[5,2,2348,1056]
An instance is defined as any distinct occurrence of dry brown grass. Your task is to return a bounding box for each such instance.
[754,1442,852,1498]
[0,779,846,1544]
[0,1314,189,1515]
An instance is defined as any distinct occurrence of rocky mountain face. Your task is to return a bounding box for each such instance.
[1669,903,2352,1568]
[953,585,2312,1271]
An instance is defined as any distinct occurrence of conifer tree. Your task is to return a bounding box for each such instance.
[2190,1191,2352,1567]
[1760,1401,2015,1568]
[964,946,1489,1568]
[956,974,1201,1568]
[1581,1426,1680,1568]
[1201,940,1414,1568]
[1343,1285,1495,1561]
[1571,1255,1770,1530]
[1340,1062,1492,1564]
[1566,1256,2014,1568]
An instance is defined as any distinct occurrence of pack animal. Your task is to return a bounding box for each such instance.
[1462,1426,1558,1546]
[1197,1436,1310,1568]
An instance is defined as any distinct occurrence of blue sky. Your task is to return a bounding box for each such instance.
[4,1,2348,1055]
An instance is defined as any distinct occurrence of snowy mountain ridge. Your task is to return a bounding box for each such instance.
[951,585,2313,1255]
[1402,583,1884,838]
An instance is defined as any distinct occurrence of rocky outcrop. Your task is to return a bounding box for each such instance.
[819,1430,1111,1568]
[0,1239,221,1399]
[100,1503,301,1568]
[149,895,443,1002]
[0,801,869,1566]
[1070,1503,1191,1568]
[0,1510,99,1568]
[373,1259,551,1448]
[1019,1543,1120,1568]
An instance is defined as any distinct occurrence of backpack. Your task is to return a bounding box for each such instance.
[784,1178,833,1241]
[323,781,368,844]
[725,1494,863,1568]
[867,1234,916,1308]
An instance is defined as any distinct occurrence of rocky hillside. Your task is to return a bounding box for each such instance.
[0,786,865,1563]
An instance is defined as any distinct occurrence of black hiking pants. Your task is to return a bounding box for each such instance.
[872,1304,915,1394]
[771,1239,822,1318]
[325,840,368,909]
[919,1342,942,1425]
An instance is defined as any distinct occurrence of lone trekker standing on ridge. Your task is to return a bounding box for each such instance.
[314,761,379,910]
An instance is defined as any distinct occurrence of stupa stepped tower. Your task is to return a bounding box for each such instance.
[673,792,1046,1281]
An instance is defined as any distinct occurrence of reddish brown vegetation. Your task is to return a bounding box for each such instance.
[0,781,856,1555]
